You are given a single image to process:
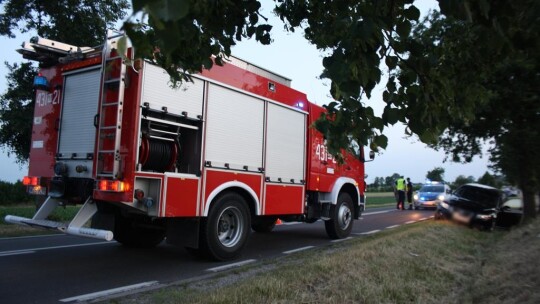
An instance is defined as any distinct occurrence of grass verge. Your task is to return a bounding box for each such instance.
[0,204,80,237]
[114,219,540,304]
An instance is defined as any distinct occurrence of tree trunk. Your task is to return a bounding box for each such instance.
[521,190,536,221]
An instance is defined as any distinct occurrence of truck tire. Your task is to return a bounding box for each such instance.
[251,216,277,233]
[114,215,165,248]
[200,192,251,261]
[325,192,354,239]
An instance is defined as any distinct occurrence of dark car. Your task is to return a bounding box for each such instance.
[435,183,521,230]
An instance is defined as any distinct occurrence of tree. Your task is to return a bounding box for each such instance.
[0,62,35,163]
[426,167,444,182]
[410,1,540,219]
[477,172,501,189]
[0,0,130,163]
[451,175,475,189]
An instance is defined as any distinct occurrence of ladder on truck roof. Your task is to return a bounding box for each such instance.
[95,30,129,179]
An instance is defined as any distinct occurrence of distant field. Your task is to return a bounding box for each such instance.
[366,191,394,197]
[366,192,396,207]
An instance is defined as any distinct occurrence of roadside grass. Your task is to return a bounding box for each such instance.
[115,219,540,304]
[0,204,80,237]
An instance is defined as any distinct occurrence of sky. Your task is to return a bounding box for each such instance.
[0,1,492,184]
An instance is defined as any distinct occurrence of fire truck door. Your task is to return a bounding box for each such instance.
[57,68,101,178]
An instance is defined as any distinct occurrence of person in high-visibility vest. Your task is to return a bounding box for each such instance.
[395,176,406,210]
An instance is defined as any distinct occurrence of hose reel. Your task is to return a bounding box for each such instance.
[139,135,180,172]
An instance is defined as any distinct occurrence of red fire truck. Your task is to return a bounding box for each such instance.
[5,33,373,260]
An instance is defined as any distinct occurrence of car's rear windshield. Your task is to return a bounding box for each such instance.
[419,186,444,192]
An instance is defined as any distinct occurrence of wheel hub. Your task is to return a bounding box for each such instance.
[338,203,352,230]
[216,206,243,247]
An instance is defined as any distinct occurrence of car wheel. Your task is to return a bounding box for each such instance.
[199,192,251,261]
[325,192,354,239]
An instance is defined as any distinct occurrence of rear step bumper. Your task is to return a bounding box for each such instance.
[4,197,114,241]
[4,215,113,241]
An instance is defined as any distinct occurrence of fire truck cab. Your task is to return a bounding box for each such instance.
[5,32,372,260]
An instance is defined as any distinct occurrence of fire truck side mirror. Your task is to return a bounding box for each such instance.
[363,150,376,163]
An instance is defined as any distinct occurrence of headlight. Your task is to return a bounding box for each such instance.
[476,213,494,220]
[440,201,449,209]
[438,194,445,201]
[413,194,419,200]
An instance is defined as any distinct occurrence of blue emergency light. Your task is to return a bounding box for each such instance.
[33,74,49,90]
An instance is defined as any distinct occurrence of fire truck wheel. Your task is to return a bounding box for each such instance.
[114,216,165,248]
[251,216,277,233]
[200,192,251,261]
[325,192,354,239]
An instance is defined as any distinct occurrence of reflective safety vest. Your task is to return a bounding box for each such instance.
[396,178,406,191]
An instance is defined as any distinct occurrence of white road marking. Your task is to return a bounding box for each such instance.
[331,236,353,243]
[0,234,60,240]
[405,221,416,224]
[0,250,35,257]
[59,281,159,302]
[363,209,395,216]
[386,225,400,229]
[0,241,113,257]
[353,229,381,235]
[206,259,257,272]
[283,246,315,255]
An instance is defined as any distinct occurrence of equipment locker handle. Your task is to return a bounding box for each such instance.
[94,114,99,128]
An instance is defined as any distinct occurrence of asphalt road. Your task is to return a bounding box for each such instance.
[0,206,434,303]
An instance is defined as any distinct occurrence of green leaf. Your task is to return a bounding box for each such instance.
[373,135,388,149]
[396,20,412,38]
[147,0,190,22]
[404,5,421,21]
[385,56,398,69]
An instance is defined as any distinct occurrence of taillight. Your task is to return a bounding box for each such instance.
[22,176,40,186]
[97,180,129,192]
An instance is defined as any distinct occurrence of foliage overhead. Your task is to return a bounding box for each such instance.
[0,0,130,46]
[123,0,426,158]
[0,0,129,163]
[123,0,273,85]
